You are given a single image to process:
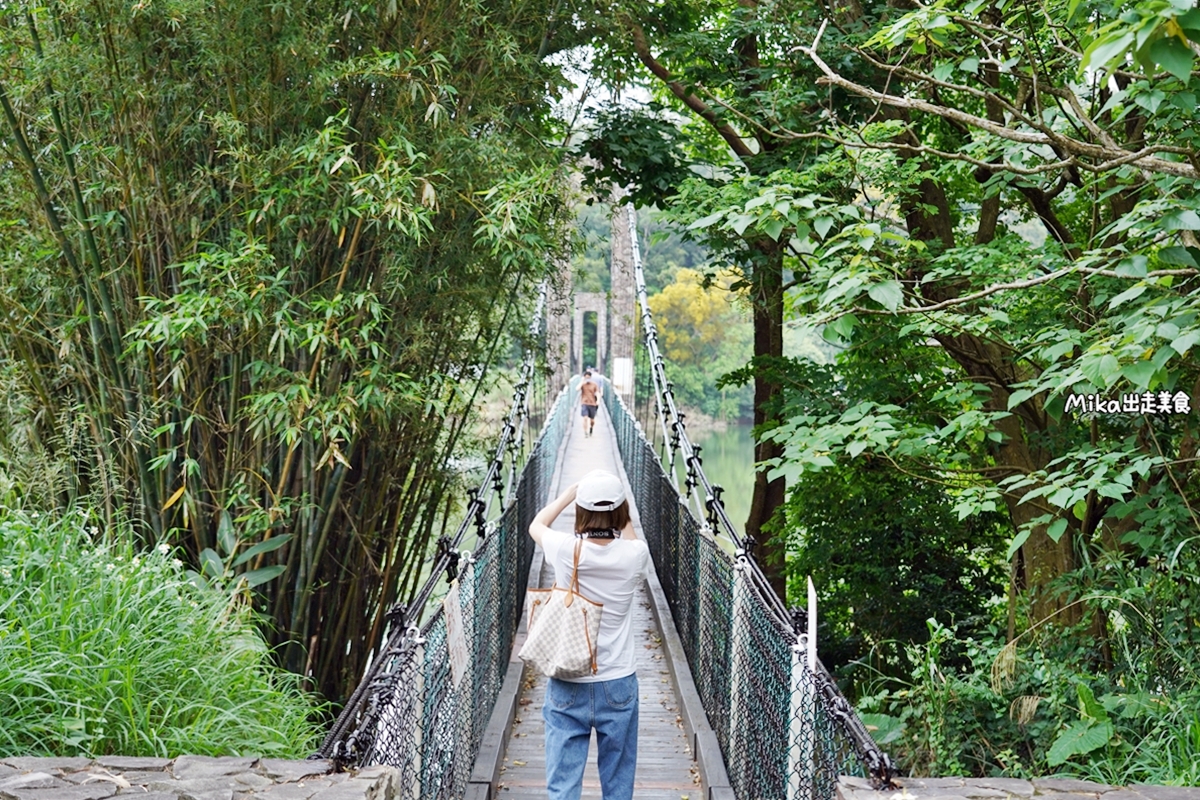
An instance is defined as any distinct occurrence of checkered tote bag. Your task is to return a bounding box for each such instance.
[519,540,604,679]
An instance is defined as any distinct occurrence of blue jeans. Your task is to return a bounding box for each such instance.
[543,673,638,800]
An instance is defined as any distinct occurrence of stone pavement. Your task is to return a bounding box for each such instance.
[0,756,399,800]
[839,776,1200,800]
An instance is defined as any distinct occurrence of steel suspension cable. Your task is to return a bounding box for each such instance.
[625,207,791,628]
[622,206,897,791]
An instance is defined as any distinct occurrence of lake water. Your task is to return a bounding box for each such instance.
[685,423,756,536]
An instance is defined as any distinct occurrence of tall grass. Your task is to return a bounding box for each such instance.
[0,506,323,757]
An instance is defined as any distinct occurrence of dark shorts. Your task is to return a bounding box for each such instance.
[580,404,598,419]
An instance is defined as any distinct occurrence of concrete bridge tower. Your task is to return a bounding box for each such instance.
[545,255,573,397]
[545,195,636,408]
[607,197,636,405]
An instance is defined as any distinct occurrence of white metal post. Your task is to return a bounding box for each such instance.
[408,630,426,800]
[788,576,817,800]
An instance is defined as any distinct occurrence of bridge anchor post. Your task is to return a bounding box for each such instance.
[788,577,818,800]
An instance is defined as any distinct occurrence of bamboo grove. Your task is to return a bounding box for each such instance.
[0,0,572,703]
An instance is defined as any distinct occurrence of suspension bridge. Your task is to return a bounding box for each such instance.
[315,208,897,800]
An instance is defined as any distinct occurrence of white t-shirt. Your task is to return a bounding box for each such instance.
[540,529,651,683]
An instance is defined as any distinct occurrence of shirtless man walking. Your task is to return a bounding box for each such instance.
[579,369,601,438]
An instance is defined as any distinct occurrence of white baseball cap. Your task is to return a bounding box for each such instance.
[576,470,626,511]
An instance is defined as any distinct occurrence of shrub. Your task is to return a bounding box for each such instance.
[0,506,324,757]
[859,619,1200,783]
[785,462,1008,682]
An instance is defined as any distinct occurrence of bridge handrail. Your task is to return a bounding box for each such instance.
[400,284,548,632]
[625,207,789,627]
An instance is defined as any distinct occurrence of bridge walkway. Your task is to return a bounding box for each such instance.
[496,402,702,799]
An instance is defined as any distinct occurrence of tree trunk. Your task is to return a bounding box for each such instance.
[933,329,1077,625]
[745,240,787,598]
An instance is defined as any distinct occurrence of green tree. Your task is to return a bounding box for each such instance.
[569,0,1200,631]
[543,0,1200,778]
[754,0,1200,628]
[786,461,1007,678]
[647,267,754,419]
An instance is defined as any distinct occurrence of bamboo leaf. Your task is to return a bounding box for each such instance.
[232,534,294,568]
[163,484,186,511]
[241,565,287,587]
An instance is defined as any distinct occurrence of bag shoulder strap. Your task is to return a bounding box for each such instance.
[571,539,583,594]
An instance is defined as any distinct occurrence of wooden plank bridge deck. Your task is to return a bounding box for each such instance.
[497,403,702,799]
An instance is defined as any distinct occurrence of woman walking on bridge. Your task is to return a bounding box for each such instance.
[579,369,601,437]
[528,470,651,800]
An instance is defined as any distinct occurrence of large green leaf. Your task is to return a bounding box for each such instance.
[762,217,786,241]
[1079,353,1122,387]
[217,510,237,556]
[1006,528,1032,560]
[1083,31,1135,73]
[1108,284,1147,309]
[1157,246,1199,267]
[233,533,295,568]
[688,211,726,230]
[1076,682,1110,723]
[867,280,904,311]
[199,547,225,580]
[859,713,905,745]
[1047,517,1069,543]
[1122,359,1158,389]
[241,565,287,587]
[1162,209,1200,230]
[1047,720,1114,766]
[1148,35,1194,81]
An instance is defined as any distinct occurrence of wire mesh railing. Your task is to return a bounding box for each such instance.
[316,283,572,799]
[607,206,898,800]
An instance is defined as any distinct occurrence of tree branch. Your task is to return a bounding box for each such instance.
[700,84,1185,179]
[626,20,755,159]
[797,40,1200,180]
[828,265,1199,320]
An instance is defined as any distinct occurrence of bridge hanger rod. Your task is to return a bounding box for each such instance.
[625,206,790,627]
